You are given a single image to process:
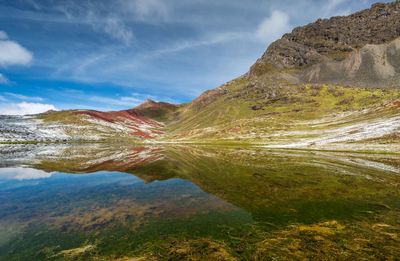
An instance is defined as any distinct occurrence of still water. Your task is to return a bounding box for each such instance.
[0,144,399,260]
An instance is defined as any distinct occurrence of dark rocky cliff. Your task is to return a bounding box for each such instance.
[252,2,400,71]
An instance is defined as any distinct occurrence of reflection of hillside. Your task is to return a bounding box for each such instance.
[131,146,400,224]
[36,146,165,174]
[0,144,164,174]
[3,144,400,225]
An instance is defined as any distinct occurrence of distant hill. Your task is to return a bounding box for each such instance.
[133,99,179,122]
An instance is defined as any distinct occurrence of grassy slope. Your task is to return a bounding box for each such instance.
[34,76,400,149]
[134,104,181,123]
[164,76,400,146]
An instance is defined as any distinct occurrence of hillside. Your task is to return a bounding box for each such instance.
[133,99,179,122]
[0,105,167,143]
[164,1,400,149]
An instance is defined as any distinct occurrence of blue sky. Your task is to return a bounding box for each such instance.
[0,0,390,114]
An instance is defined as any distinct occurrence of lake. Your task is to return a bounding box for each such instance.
[0,144,399,260]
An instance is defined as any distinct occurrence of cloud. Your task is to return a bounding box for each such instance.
[0,31,8,40]
[0,102,56,115]
[255,10,291,43]
[0,73,10,84]
[155,32,246,55]
[0,31,33,67]
[53,2,134,45]
[323,0,351,17]
[125,0,169,21]
[4,92,44,102]
[0,167,53,180]
[87,95,143,107]
[85,12,134,45]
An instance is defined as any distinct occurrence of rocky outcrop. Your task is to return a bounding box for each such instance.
[251,1,400,77]
[188,86,229,111]
[301,38,400,87]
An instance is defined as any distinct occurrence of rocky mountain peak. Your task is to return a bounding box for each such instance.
[137,99,157,108]
[251,1,400,74]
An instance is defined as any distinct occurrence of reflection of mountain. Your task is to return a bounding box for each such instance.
[0,144,164,173]
[4,144,400,225]
[131,146,400,224]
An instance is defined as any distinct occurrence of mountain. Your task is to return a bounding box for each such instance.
[0,104,167,143]
[1,2,400,151]
[133,99,179,122]
[251,1,400,87]
[164,1,400,149]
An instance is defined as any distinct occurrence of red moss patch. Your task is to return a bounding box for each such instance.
[75,109,164,139]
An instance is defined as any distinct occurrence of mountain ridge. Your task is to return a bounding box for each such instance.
[253,1,400,70]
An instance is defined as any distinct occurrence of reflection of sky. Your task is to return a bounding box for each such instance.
[0,167,53,180]
[0,168,242,224]
[0,168,144,190]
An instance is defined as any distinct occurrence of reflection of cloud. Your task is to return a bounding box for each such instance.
[0,168,53,180]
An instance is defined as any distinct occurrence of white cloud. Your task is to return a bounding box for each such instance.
[0,31,8,40]
[323,0,351,17]
[81,93,145,109]
[0,102,56,115]
[87,95,142,107]
[0,167,53,180]
[125,0,169,21]
[5,92,44,102]
[53,2,134,45]
[0,73,10,84]
[104,17,134,45]
[155,32,246,55]
[85,12,134,45]
[0,31,33,67]
[255,10,291,43]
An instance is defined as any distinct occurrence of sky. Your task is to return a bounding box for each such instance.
[0,0,391,115]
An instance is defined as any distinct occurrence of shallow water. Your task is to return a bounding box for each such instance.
[0,144,399,260]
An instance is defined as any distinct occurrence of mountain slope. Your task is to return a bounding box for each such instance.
[132,99,179,122]
[0,103,167,143]
[164,1,400,148]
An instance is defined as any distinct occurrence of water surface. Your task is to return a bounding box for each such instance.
[0,144,399,260]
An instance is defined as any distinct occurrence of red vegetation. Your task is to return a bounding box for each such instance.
[76,108,164,139]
